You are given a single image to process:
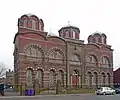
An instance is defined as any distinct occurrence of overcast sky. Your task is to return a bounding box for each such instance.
[0,0,120,70]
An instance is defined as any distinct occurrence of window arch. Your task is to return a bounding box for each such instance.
[24,45,44,63]
[86,55,98,66]
[101,56,110,68]
[48,48,64,63]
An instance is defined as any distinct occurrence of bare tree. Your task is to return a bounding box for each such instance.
[0,62,7,78]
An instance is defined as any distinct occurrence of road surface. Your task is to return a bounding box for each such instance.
[0,94,120,100]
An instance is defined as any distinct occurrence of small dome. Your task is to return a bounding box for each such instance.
[91,31,104,36]
[48,32,58,36]
[59,25,80,33]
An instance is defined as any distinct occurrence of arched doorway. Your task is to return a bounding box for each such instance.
[72,70,79,87]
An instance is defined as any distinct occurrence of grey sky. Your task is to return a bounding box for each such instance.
[0,0,120,70]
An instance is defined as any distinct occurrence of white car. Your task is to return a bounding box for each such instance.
[95,87,115,95]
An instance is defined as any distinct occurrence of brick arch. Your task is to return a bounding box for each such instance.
[71,69,80,75]
[57,68,65,73]
[93,71,99,74]
[19,15,30,27]
[30,15,39,21]
[25,67,34,71]
[36,67,44,71]
[100,55,111,68]
[86,53,98,66]
[30,15,44,31]
[24,44,45,56]
[86,70,93,75]
[49,68,57,72]
[100,55,110,63]
[100,71,106,75]
[47,47,65,61]
[24,44,45,64]
[106,71,112,76]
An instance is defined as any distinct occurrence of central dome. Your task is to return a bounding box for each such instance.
[58,24,80,40]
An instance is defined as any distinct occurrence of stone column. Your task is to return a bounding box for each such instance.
[70,75,72,87]
[79,76,81,88]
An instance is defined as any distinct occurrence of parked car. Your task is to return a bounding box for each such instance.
[95,87,115,95]
[115,87,120,94]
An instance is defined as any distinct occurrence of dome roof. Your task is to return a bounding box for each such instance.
[58,24,80,33]
[91,31,104,36]
[48,32,58,36]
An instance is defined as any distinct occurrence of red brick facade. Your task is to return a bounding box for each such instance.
[13,14,113,88]
[114,68,120,86]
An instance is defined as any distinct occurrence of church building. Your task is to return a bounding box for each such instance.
[13,14,113,88]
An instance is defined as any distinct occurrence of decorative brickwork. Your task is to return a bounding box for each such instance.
[13,14,113,88]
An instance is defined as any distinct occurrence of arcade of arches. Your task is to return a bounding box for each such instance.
[23,44,113,88]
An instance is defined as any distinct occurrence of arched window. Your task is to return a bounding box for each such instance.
[73,30,76,39]
[26,68,33,86]
[71,70,79,86]
[48,48,64,63]
[36,69,43,87]
[101,36,104,44]
[101,72,106,86]
[58,70,64,85]
[86,55,98,66]
[87,72,92,87]
[93,72,98,87]
[65,31,69,38]
[101,56,110,68]
[60,32,63,37]
[32,20,36,30]
[24,19,28,27]
[106,73,110,86]
[49,69,56,87]
[24,45,44,63]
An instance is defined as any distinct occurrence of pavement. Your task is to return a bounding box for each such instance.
[0,94,120,100]
[1,88,120,100]
[4,88,20,96]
